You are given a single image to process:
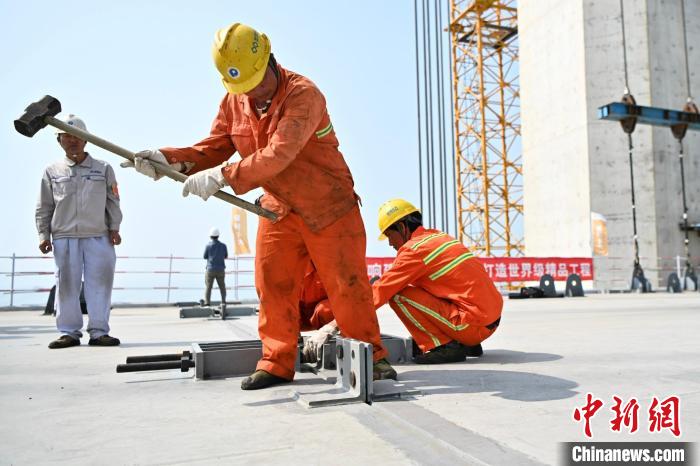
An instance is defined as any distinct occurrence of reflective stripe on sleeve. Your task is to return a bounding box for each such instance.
[315,122,333,138]
[423,240,459,265]
[428,252,474,280]
[410,233,447,250]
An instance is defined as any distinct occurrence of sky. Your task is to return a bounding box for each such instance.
[0,1,424,304]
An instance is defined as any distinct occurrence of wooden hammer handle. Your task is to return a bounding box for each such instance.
[46,116,277,221]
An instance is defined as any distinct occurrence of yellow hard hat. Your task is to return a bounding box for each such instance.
[377,199,420,240]
[212,23,271,95]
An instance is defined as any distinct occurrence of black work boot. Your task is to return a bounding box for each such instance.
[88,335,121,346]
[464,343,483,357]
[48,335,80,349]
[373,358,398,381]
[240,370,290,390]
[413,341,468,364]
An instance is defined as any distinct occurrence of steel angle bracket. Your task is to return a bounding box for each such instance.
[293,338,373,408]
[308,334,414,372]
[293,336,421,408]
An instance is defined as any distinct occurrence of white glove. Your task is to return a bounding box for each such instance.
[121,150,171,181]
[302,322,339,363]
[182,163,228,201]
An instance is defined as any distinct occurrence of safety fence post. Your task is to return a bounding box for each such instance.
[9,253,16,308]
[234,256,239,301]
[166,254,173,303]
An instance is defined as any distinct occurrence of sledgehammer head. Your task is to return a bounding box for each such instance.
[14,95,62,137]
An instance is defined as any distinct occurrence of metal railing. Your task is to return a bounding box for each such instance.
[593,255,700,291]
[0,254,257,308]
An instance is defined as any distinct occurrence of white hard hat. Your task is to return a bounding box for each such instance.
[209,227,220,237]
[56,114,87,134]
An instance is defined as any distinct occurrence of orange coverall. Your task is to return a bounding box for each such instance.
[373,227,503,353]
[299,261,334,331]
[161,65,386,379]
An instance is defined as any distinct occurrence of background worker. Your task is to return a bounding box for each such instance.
[372,199,503,363]
[36,114,123,349]
[125,23,394,388]
[203,227,228,307]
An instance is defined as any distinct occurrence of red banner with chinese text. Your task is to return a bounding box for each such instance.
[366,256,593,282]
[477,257,593,282]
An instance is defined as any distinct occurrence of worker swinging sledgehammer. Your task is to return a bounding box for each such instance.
[123,23,396,389]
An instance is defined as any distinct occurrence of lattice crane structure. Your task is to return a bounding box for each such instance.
[448,0,522,256]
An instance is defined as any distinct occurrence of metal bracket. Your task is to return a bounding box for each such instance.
[117,335,420,407]
[293,336,420,408]
[179,304,257,319]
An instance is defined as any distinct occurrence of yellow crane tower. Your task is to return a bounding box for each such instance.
[448,0,522,256]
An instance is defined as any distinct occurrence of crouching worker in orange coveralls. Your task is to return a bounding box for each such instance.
[124,23,395,389]
[372,199,503,364]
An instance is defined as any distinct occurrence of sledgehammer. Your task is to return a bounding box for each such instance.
[14,95,277,221]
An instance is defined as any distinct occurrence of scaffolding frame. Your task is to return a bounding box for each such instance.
[449,0,522,256]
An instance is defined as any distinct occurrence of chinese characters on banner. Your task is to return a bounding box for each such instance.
[573,393,681,438]
[365,257,395,280]
[478,257,593,282]
[365,257,594,282]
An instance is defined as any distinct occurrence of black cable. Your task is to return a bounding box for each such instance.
[435,0,446,232]
[421,0,432,226]
[678,141,691,267]
[425,0,436,228]
[447,2,458,238]
[626,134,640,267]
[619,0,630,94]
[414,0,423,214]
[679,0,694,277]
[680,0,693,101]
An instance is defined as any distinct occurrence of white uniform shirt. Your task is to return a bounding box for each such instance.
[35,154,122,242]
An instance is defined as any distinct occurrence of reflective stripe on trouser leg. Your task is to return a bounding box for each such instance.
[390,295,446,351]
[304,206,388,362]
[390,287,495,350]
[53,238,84,339]
[82,236,116,338]
[254,214,308,380]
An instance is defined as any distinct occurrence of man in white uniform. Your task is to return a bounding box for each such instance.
[35,114,123,349]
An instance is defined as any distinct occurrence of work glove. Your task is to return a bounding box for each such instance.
[301,322,339,363]
[182,163,228,201]
[121,150,193,181]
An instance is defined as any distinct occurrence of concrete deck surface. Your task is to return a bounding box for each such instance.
[1,293,698,465]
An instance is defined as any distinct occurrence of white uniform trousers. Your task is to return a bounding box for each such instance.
[52,235,116,339]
